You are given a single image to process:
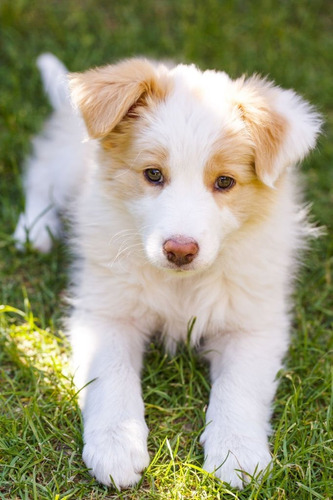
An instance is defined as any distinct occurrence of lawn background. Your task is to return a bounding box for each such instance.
[0,1,332,499]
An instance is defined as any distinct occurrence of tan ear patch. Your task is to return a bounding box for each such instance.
[235,77,287,186]
[69,58,170,139]
[239,104,287,185]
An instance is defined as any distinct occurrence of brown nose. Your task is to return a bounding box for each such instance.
[163,236,199,267]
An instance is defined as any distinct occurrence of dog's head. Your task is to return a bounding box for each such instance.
[70,59,321,273]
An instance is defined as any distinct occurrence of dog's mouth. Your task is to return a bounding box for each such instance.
[155,255,212,275]
[165,263,197,273]
[147,253,201,274]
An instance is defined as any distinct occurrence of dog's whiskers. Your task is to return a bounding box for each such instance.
[109,229,141,246]
[108,241,145,270]
[113,167,131,179]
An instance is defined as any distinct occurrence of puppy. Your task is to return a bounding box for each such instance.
[14,54,321,489]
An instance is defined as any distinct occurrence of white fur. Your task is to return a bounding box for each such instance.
[14,56,321,489]
[14,54,88,252]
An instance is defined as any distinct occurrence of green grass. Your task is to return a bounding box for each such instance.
[0,0,332,498]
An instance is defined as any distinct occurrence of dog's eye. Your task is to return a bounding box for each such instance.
[144,168,164,185]
[215,176,235,191]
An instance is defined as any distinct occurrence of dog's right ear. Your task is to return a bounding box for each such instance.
[234,76,322,187]
[69,59,169,139]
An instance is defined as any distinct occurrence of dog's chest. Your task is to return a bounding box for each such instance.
[138,268,230,344]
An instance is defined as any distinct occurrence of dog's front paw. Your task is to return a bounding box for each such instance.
[201,430,271,489]
[83,419,150,488]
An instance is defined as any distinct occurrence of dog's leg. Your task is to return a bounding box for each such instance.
[70,314,149,488]
[14,175,61,253]
[201,329,288,488]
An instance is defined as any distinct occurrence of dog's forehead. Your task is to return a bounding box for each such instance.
[139,67,244,170]
[164,65,235,129]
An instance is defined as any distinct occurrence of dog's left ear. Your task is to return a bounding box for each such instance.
[235,76,322,186]
[69,58,169,139]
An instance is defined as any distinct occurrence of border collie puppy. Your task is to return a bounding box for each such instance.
[14,54,321,489]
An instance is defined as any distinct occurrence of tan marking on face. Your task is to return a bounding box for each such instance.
[205,131,283,226]
[221,174,283,227]
[98,139,170,202]
[204,128,256,190]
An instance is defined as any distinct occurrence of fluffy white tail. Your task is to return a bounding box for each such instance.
[37,53,70,109]
[14,54,87,252]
